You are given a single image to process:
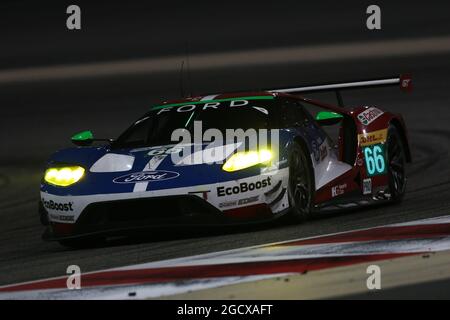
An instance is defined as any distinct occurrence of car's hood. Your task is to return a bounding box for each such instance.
[43,142,266,196]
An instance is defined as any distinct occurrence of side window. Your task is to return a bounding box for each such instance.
[113,117,151,148]
[280,100,308,127]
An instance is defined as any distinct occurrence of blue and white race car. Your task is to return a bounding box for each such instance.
[39,77,411,247]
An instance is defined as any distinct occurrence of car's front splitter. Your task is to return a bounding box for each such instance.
[41,202,290,242]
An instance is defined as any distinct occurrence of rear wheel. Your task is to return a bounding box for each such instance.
[386,125,407,202]
[287,142,315,222]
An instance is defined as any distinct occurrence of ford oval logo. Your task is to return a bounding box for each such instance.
[113,170,180,184]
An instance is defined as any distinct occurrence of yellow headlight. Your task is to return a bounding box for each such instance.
[44,166,85,187]
[222,150,272,172]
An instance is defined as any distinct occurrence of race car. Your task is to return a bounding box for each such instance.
[39,75,412,247]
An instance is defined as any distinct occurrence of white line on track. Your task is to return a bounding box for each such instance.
[2,214,450,292]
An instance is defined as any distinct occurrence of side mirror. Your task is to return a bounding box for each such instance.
[71,130,94,146]
[315,111,344,126]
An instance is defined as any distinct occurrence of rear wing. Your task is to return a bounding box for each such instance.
[269,74,412,107]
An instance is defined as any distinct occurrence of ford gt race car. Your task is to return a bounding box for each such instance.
[39,76,412,247]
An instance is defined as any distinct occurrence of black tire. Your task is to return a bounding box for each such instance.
[287,141,315,222]
[386,125,407,202]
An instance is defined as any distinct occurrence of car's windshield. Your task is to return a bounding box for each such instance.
[112,96,278,149]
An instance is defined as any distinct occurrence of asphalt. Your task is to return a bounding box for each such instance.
[0,2,449,298]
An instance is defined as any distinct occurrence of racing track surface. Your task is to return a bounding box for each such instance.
[0,1,449,297]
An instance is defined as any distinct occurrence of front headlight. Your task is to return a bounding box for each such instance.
[44,166,85,187]
[222,149,272,172]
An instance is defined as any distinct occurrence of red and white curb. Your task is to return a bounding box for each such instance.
[1,215,450,299]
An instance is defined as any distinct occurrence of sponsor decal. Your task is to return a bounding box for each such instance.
[158,100,251,114]
[219,200,237,208]
[151,96,274,113]
[113,170,180,184]
[238,195,260,205]
[363,178,372,195]
[331,183,347,198]
[357,107,384,125]
[219,196,260,208]
[358,128,388,146]
[217,177,272,197]
[49,213,75,222]
[400,75,412,91]
[42,199,74,212]
[363,144,387,177]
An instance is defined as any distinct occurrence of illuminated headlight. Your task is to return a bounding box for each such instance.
[222,150,272,172]
[44,166,85,187]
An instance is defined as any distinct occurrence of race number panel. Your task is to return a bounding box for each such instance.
[363,144,387,177]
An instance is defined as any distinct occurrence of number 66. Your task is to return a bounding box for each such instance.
[364,145,385,175]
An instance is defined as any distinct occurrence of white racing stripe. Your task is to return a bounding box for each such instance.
[132,155,167,192]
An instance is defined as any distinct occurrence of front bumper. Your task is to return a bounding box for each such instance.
[40,194,278,241]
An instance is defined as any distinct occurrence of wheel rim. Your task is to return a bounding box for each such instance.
[387,134,406,196]
[289,149,310,212]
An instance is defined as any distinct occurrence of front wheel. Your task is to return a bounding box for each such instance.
[386,125,407,202]
[287,142,315,222]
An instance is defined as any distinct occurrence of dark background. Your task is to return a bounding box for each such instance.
[1,0,449,163]
[0,1,449,296]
